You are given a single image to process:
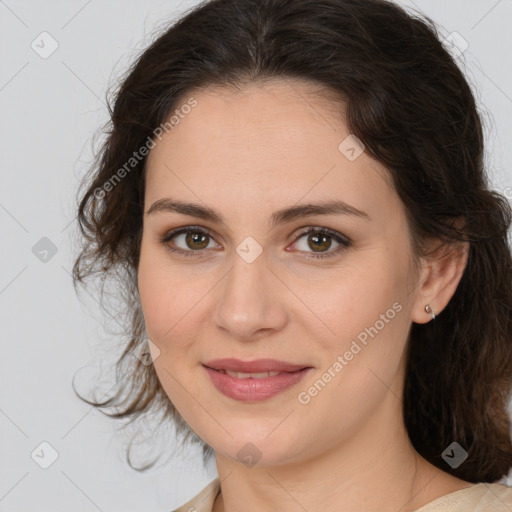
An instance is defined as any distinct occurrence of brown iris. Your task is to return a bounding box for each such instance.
[185,231,210,250]
[308,232,332,253]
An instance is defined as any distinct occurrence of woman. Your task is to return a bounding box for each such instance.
[72,0,512,510]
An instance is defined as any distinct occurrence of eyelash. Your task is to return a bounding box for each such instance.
[158,225,351,260]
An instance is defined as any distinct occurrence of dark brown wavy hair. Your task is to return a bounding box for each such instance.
[72,0,512,481]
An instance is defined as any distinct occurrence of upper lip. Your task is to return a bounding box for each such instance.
[203,358,310,373]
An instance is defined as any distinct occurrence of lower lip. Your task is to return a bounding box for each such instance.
[203,366,312,402]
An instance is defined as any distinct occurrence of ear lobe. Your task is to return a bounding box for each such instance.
[411,239,469,324]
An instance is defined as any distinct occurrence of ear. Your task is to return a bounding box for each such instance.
[411,235,469,324]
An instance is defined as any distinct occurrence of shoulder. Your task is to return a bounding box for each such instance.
[170,480,512,511]
[414,482,512,512]
[171,478,221,512]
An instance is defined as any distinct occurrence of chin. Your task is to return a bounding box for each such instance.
[208,429,311,468]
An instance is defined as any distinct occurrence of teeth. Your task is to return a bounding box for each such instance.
[224,370,281,379]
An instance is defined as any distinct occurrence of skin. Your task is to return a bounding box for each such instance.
[137,79,471,512]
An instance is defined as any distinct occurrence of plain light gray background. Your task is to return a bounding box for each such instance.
[1,0,511,511]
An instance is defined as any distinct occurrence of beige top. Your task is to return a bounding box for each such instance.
[172,478,512,512]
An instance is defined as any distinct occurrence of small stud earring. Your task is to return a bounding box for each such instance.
[425,304,436,321]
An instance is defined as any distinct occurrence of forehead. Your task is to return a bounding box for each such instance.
[183,78,349,128]
[144,79,397,222]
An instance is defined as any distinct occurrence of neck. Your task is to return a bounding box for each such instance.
[212,380,466,512]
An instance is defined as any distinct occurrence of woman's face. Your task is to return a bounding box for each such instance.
[138,79,425,467]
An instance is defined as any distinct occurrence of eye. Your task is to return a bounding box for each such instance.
[159,226,351,260]
[290,227,351,260]
[159,226,219,257]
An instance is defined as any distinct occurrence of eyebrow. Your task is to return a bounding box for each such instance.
[146,197,371,228]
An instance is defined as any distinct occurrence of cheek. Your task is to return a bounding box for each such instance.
[138,238,180,324]
[137,253,200,414]
[138,243,184,347]
[137,244,210,379]
[308,258,405,342]
[138,261,167,337]
[308,251,411,386]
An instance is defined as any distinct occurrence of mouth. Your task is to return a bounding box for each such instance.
[202,359,313,402]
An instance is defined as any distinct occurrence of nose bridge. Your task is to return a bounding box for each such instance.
[213,246,287,339]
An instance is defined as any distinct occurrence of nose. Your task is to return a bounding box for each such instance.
[212,250,288,342]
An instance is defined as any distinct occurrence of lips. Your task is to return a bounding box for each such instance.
[203,364,312,402]
[202,358,310,373]
[202,358,313,401]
